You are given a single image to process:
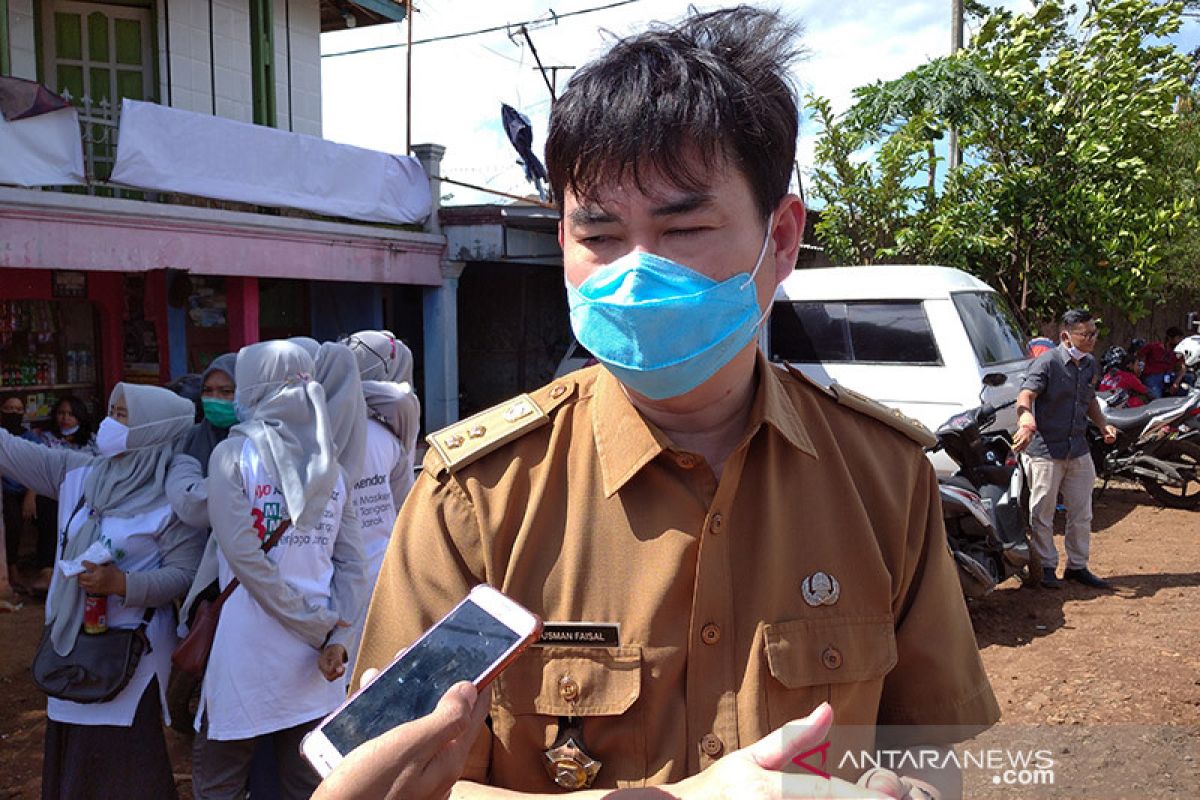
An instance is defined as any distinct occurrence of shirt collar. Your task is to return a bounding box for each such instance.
[591,351,817,498]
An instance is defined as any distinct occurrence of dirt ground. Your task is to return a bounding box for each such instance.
[0,483,1196,799]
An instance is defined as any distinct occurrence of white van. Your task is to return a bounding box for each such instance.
[764,265,1031,475]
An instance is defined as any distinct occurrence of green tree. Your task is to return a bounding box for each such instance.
[809,0,1196,325]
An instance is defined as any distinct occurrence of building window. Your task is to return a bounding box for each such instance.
[41,0,155,104]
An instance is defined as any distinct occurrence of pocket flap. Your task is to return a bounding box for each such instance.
[764,615,897,687]
[496,645,642,716]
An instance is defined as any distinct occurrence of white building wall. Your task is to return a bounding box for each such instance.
[6,0,321,132]
[272,0,320,136]
[7,0,39,81]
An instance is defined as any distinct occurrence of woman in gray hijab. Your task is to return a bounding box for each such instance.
[340,331,421,669]
[166,352,238,530]
[189,340,367,800]
[0,383,204,799]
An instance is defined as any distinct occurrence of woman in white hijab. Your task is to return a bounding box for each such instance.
[190,340,368,800]
[0,383,203,799]
[340,332,421,668]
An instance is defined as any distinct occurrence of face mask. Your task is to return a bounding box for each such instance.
[95,417,130,457]
[566,220,774,400]
[60,425,80,437]
[1,412,23,434]
[1062,339,1085,361]
[202,397,238,429]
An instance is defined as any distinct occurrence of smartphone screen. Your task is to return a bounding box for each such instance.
[320,598,521,755]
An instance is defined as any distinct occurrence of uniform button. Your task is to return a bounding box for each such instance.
[550,384,568,399]
[708,513,724,534]
[821,646,843,670]
[701,623,721,645]
[700,733,724,757]
[676,453,698,469]
[558,676,580,702]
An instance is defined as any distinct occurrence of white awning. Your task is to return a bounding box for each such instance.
[111,100,431,225]
[0,107,86,187]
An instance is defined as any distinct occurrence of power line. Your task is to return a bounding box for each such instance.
[321,0,644,59]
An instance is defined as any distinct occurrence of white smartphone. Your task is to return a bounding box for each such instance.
[300,584,542,778]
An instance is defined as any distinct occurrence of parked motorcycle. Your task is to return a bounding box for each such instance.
[930,374,1032,597]
[1090,389,1200,509]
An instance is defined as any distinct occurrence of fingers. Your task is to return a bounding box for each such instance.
[857,768,906,798]
[359,667,380,690]
[81,561,97,571]
[746,701,834,772]
[388,681,479,765]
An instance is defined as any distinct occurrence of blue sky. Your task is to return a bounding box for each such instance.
[319,1,1199,207]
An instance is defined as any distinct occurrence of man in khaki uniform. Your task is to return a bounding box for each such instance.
[356,7,998,798]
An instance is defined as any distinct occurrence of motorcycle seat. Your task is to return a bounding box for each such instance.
[1104,396,1186,432]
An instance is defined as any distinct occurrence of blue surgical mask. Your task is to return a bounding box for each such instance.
[566,220,773,400]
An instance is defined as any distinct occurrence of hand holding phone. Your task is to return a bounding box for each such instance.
[301,585,541,778]
[312,681,490,800]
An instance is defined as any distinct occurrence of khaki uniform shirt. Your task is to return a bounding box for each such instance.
[355,355,1000,791]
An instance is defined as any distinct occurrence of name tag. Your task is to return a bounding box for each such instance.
[536,622,620,648]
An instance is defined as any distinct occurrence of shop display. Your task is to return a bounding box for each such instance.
[0,298,100,420]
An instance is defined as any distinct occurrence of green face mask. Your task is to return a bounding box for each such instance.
[202,397,238,429]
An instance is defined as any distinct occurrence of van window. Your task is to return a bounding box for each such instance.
[951,291,1027,366]
[769,301,941,365]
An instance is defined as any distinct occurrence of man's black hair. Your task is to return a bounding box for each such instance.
[1166,326,1185,340]
[1061,309,1094,329]
[545,6,805,216]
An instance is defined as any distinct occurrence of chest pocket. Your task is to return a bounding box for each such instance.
[491,645,645,789]
[762,615,897,731]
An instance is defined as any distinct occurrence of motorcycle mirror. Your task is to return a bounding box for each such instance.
[982,372,1008,387]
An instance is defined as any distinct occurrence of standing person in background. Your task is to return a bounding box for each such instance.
[1013,310,1117,590]
[1,394,39,590]
[0,384,204,798]
[190,340,368,800]
[1138,326,1187,398]
[167,353,240,531]
[342,331,421,668]
[164,353,238,732]
[24,396,98,595]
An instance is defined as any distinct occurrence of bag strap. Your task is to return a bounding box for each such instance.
[212,518,293,606]
[61,493,156,629]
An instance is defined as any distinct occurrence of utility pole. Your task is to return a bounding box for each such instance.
[406,0,415,153]
[948,0,964,169]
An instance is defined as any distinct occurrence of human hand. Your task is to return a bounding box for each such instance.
[1010,413,1037,453]
[21,492,36,521]
[78,562,127,597]
[670,703,886,799]
[312,681,490,800]
[319,644,348,681]
[1102,424,1118,445]
[857,767,942,799]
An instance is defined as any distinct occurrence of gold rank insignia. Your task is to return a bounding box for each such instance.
[426,393,549,472]
[424,380,579,476]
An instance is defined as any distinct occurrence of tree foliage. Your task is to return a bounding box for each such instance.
[809,0,1197,326]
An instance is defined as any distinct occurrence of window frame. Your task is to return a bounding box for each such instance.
[769,299,945,367]
[949,290,1029,368]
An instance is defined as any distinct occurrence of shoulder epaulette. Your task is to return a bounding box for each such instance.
[829,383,937,448]
[781,363,935,447]
[425,377,580,476]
